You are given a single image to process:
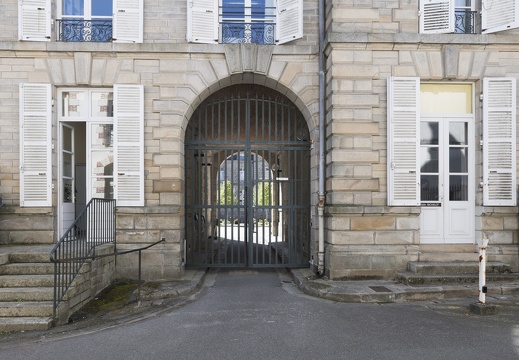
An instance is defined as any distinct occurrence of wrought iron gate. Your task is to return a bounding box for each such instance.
[185,85,311,268]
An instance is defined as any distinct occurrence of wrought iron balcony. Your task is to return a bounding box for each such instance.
[219,5,276,44]
[56,19,113,42]
[454,10,477,34]
[221,22,275,44]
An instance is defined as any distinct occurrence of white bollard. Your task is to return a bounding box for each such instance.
[478,234,489,304]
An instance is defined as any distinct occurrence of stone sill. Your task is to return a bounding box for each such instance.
[328,32,519,46]
[0,41,317,55]
[326,205,420,216]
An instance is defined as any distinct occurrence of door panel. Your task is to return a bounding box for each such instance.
[60,123,75,236]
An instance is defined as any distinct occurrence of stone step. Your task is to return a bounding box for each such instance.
[0,245,53,264]
[0,317,53,333]
[9,252,50,264]
[418,252,477,262]
[407,261,511,275]
[0,302,53,317]
[0,287,54,302]
[397,272,519,285]
[0,263,54,275]
[0,275,54,288]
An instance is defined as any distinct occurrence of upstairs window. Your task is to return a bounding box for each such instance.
[221,0,276,44]
[18,0,143,43]
[187,0,303,44]
[454,0,476,33]
[419,0,519,34]
[58,0,113,42]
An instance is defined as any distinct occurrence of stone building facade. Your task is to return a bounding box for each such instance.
[1,0,518,282]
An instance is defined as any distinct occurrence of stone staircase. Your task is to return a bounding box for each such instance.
[0,245,55,333]
[397,261,519,290]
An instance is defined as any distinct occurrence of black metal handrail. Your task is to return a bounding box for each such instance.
[56,19,113,42]
[50,197,116,319]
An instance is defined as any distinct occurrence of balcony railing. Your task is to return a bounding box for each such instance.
[221,22,275,44]
[56,19,113,42]
[454,10,477,34]
[220,6,276,44]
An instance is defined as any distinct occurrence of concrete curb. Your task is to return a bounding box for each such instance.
[290,268,519,304]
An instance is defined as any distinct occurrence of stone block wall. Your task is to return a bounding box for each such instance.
[56,244,116,325]
[322,2,519,278]
[0,207,54,245]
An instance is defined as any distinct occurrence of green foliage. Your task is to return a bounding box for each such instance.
[254,181,271,206]
[219,181,237,205]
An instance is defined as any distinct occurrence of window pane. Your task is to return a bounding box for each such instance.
[63,153,73,177]
[420,84,472,114]
[92,177,114,199]
[62,91,87,118]
[91,151,113,176]
[92,0,113,17]
[421,175,439,201]
[91,124,113,149]
[421,122,438,145]
[449,175,468,201]
[91,92,113,117]
[421,147,438,172]
[449,122,467,145]
[64,179,74,203]
[63,0,84,16]
[223,0,245,18]
[252,0,265,18]
[449,148,468,173]
[455,0,471,7]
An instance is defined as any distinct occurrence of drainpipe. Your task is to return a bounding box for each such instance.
[317,0,326,276]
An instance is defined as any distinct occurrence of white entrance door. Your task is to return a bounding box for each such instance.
[60,123,75,236]
[420,116,474,244]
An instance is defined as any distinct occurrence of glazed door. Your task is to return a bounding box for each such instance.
[420,116,474,244]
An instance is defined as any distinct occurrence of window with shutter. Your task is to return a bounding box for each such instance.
[387,77,421,206]
[113,85,144,207]
[19,0,51,41]
[19,84,52,207]
[419,0,519,34]
[187,0,301,44]
[482,78,517,206]
[56,0,143,43]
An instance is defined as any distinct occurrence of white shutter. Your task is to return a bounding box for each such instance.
[19,83,52,207]
[113,0,143,43]
[187,0,218,43]
[18,0,51,41]
[483,78,517,206]
[482,0,519,34]
[114,85,144,206]
[387,77,420,206]
[275,0,303,44]
[419,0,454,34]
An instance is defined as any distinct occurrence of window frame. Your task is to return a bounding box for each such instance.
[187,0,303,45]
[419,0,519,34]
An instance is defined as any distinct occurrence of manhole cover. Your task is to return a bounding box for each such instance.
[369,286,392,293]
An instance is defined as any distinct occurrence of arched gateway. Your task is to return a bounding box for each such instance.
[185,85,311,268]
